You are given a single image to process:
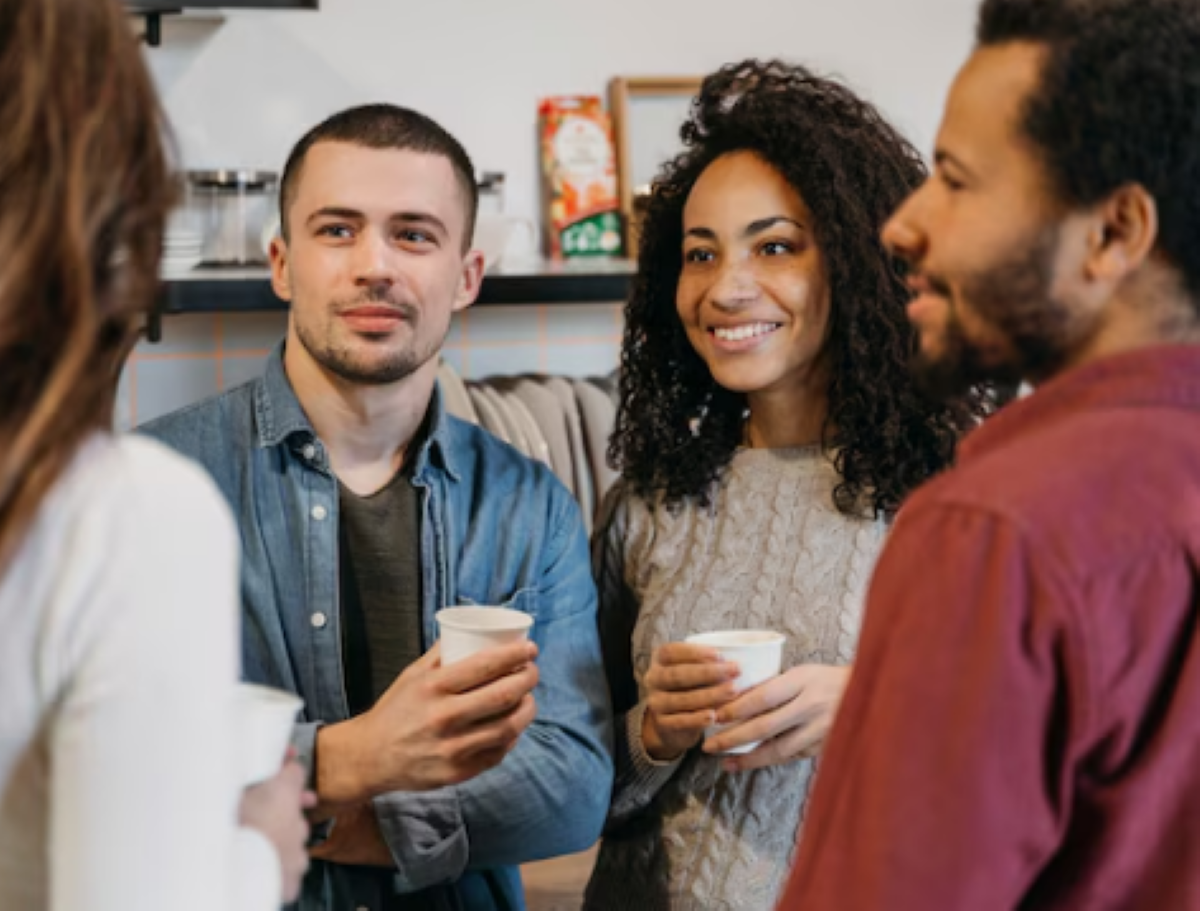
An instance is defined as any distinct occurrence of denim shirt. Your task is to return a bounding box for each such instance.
[139,346,613,911]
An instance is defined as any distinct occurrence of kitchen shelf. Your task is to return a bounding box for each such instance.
[157,259,636,315]
[125,1,316,10]
[128,1,314,47]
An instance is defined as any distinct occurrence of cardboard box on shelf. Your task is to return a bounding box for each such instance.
[538,96,624,260]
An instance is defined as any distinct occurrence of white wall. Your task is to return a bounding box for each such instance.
[145,0,978,224]
[127,0,980,429]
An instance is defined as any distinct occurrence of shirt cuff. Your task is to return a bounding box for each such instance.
[290,720,323,790]
[291,721,332,847]
[373,787,468,892]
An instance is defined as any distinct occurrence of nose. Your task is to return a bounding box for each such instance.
[881,189,927,266]
[352,227,396,290]
[708,255,758,311]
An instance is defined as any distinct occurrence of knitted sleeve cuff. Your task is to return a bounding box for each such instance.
[620,701,686,793]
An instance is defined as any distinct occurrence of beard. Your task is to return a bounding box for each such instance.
[295,287,442,386]
[912,225,1076,402]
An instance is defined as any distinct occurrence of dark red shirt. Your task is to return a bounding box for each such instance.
[781,346,1200,910]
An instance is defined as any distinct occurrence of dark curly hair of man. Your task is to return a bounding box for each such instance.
[978,0,1200,302]
[610,59,988,517]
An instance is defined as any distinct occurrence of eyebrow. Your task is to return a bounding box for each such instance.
[934,148,977,180]
[744,216,804,237]
[306,206,363,228]
[683,215,806,241]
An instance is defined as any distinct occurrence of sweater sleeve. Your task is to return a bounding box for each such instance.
[778,499,1080,911]
[592,484,686,829]
[46,441,282,911]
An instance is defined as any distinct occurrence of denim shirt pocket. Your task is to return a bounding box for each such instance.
[455,586,539,618]
[453,587,539,644]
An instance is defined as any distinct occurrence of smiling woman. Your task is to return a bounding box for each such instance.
[585,59,990,911]
[675,151,832,449]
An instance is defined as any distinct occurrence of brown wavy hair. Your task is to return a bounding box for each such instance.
[0,0,174,566]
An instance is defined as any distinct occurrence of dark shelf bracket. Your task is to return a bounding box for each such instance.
[142,11,163,46]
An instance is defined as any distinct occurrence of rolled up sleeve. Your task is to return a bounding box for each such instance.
[373,492,614,889]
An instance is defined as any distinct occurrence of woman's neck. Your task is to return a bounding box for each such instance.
[743,382,828,449]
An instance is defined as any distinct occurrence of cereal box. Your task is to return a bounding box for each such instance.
[538,96,624,259]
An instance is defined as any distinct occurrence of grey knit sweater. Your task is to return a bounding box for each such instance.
[585,447,887,910]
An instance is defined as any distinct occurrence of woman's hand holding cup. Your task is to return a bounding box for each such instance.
[641,643,741,762]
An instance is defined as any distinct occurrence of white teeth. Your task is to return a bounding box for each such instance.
[713,322,779,342]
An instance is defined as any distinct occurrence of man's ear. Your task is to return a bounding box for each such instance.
[453,248,485,314]
[269,234,292,302]
[1085,183,1158,284]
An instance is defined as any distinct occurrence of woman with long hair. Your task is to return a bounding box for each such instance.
[0,1,310,908]
[586,59,987,909]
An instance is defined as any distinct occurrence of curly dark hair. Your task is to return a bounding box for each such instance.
[978,0,1200,302]
[610,59,987,517]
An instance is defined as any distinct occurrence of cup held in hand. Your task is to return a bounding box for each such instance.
[436,606,534,665]
[235,682,304,786]
[684,630,786,755]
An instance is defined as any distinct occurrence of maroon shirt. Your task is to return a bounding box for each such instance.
[781,346,1200,910]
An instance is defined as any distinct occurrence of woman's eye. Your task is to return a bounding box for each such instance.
[684,248,715,263]
[760,241,793,256]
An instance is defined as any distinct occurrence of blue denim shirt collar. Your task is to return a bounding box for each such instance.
[252,342,462,482]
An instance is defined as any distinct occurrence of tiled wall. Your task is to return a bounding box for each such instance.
[116,303,624,430]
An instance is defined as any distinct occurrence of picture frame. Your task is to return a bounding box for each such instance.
[608,76,703,255]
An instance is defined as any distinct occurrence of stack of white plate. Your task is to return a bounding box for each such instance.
[160,229,204,278]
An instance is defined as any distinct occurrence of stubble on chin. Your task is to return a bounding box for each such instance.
[294,313,434,387]
[911,228,1074,399]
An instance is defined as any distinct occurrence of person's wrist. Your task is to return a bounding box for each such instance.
[315,716,376,808]
[642,707,686,763]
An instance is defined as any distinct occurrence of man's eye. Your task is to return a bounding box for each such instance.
[398,229,433,244]
[318,225,353,239]
[939,171,965,192]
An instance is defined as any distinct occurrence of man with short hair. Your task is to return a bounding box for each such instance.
[142,104,612,910]
[780,0,1200,907]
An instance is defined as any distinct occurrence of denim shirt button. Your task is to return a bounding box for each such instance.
[301,443,317,461]
[310,611,328,629]
[311,504,328,521]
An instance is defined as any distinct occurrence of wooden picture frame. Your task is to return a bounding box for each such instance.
[608,76,703,255]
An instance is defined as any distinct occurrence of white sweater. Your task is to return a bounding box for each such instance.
[0,434,281,911]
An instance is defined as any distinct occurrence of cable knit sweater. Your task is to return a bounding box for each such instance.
[585,446,888,910]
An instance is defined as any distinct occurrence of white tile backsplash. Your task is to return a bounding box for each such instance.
[117,303,623,430]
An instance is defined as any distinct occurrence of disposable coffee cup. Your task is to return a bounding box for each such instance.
[234,682,304,786]
[436,606,534,665]
[684,630,786,755]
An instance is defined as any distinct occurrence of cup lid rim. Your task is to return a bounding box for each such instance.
[684,630,786,647]
[436,606,534,631]
[236,681,304,709]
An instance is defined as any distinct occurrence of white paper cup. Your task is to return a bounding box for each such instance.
[685,630,786,755]
[234,682,304,786]
[436,606,534,665]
